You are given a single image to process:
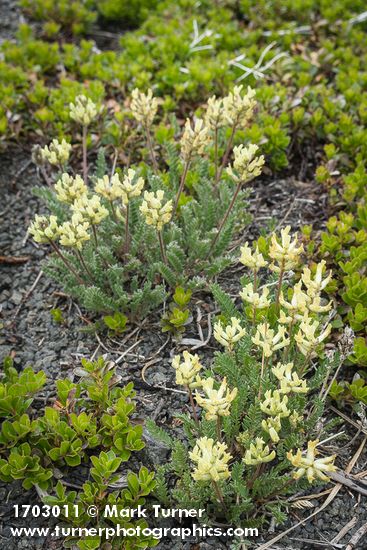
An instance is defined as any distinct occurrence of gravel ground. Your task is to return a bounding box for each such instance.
[1,4,367,550]
[2,152,367,550]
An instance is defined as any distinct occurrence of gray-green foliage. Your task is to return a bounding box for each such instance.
[32,113,252,320]
[148,251,338,529]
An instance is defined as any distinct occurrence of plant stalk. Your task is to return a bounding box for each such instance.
[82,125,88,185]
[216,416,222,442]
[92,225,98,247]
[158,230,167,265]
[206,178,243,259]
[214,126,219,184]
[124,203,130,254]
[216,123,236,184]
[212,480,225,507]
[173,157,191,214]
[187,387,199,424]
[48,240,84,285]
[76,249,94,280]
[145,126,158,174]
[275,262,285,307]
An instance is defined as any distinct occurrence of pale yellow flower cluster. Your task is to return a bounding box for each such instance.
[252,322,289,357]
[240,283,270,309]
[95,174,124,202]
[120,169,145,205]
[204,86,256,132]
[95,169,145,205]
[278,281,309,324]
[172,351,202,388]
[69,95,98,126]
[28,215,60,243]
[195,377,238,421]
[139,190,172,231]
[243,437,276,466]
[239,242,267,271]
[302,260,332,299]
[279,279,332,325]
[180,118,210,162]
[204,96,227,131]
[58,213,90,250]
[269,225,304,272]
[261,416,282,443]
[289,410,303,426]
[260,389,290,418]
[222,85,256,128]
[190,437,232,482]
[272,362,309,394]
[130,88,158,127]
[294,317,332,357]
[287,440,336,483]
[71,194,109,225]
[40,139,71,166]
[214,317,246,350]
[226,144,265,184]
[55,174,87,204]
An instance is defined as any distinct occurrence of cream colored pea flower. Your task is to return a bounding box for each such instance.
[279,281,309,322]
[222,85,256,128]
[289,410,303,426]
[269,226,304,272]
[226,144,265,184]
[121,169,144,205]
[252,323,289,357]
[29,215,60,243]
[307,295,333,314]
[294,318,332,356]
[55,174,87,204]
[139,190,172,231]
[260,389,290,418]
[204,96,226,131]
[40,139,71,166]
[172,351,203,389]
[243,437,276,466]
[95,174,124,201]
[272,362,309,394]
[69,95,98,126]
[287,440,336,483]
[190,437,232,482]
[181,118,210,162]
[240,283,270,309]
[239,242,267,271]
[71,194,109,225]
[58,213,90,250]
[214,318,246,350]
[261,416,282,443]
[130,88,158,127]
[302,260,332,299]
[195,377,237,421]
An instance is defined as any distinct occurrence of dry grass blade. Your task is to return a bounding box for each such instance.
[331,516,358,544]
[256,437,367,550]
[346,520,367,549]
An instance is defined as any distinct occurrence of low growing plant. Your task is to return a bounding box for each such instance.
[161,286,192,339]
[20,0,97,36]
[29,87,263,319]
[149,228,346,529]
[0,356,157,549]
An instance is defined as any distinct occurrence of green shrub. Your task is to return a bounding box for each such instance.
[20,0,97,35]
[97,0,159,25]
[0,356,157,549]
